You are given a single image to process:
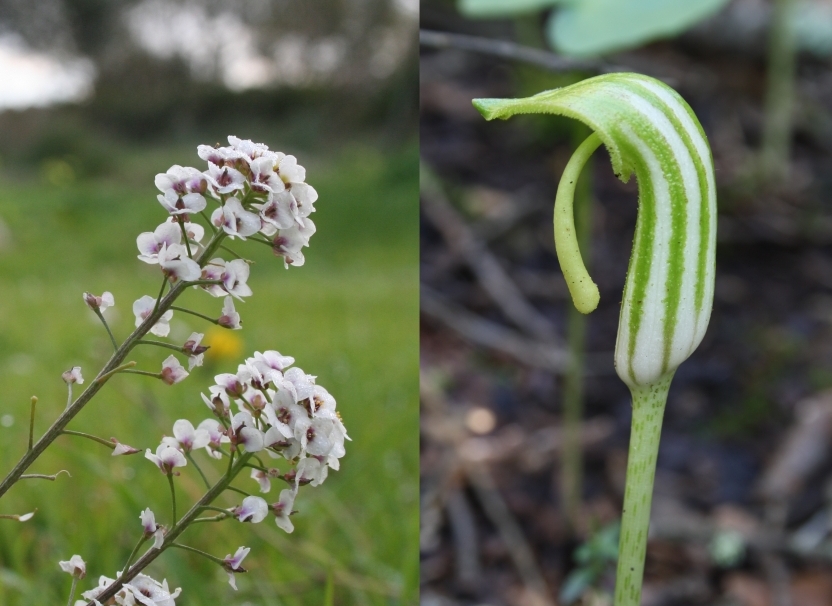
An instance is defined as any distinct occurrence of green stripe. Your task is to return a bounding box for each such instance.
[473,72,716,388]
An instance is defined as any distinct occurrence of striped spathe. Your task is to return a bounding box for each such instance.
[473,73,716,389]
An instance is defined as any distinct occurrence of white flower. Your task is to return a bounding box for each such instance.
[231,411,264,453]
[83,291,114,312]
[197,418,228,459]
[276,155,318,218]
[297,456,329,487]
[272,489,296,533]
[159,243,201,282]
[272,217,316,268]
[284,367,316,401]
[62,366,84,385]
[145,444,187,474]
[217,296,242,330]
[182,221,204,244]
[157,189,207,217]
[251,350,294,374]
[201,390,231,417]
[137,223,181,264]
[183,332,208,369]
[171,419,210,452]
[204,162,246,195]
[133,296,173,337]
[140,508,165,549]
[249,156,285,195]
[81,575,116,602]
[59,554,86,579]
[155,165,207,197]
[222,546,250,590]
[233,495,268,523]
[160,356,189,385]
[220,259,253,299]
[227,135,273,161]
[123,574,181,606]
[111,439,140,456]
[256,195,295,232]
[214,367,250,398]
[198,259,252,299]
[198,143,244,166]
[211,198,260,239]
[250,468,271,493]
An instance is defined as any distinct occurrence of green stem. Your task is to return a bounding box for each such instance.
[96,361,137,384]
[186,452,211,490]
[122,535,149,575]
[554,132,603,314]
[200,505,232,514]
[136,339,184,354]
[167,473,177,526]
[61,429,116,450]
[67,576,78,606]
[86,454,252,605]
[224,485,250,497]
[0,229,228,501]
[93,307,119,352]
[170,542,224,565]
[249,236,274,249]
[226,450,235,478]
[177,216,194,259]
[200,210,218,234]
[614,375,673,606]
[761,0,796,182]
[20,471,69,481]
[152,276,168,316]
[192,513,229,524]
[121,369,162,380]
[170,306,219,325]
[219,244,247,261]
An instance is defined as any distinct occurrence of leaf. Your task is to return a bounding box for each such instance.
[457,0,562,19]
[559,566,598,604]
[546,0,731,57]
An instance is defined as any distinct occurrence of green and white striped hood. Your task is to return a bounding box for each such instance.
[474,73,716,389]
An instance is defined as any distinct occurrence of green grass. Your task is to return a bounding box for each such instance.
[0,138,418,605]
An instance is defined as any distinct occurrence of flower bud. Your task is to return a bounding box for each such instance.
[62,367,84,385]
[83,291,114,312]
[59,554,86,579]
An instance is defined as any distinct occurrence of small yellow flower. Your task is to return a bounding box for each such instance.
[204,326,243,362]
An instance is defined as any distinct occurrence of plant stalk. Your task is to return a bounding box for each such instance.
[613,375,673,606]
[82,454,252,605]
[0,229,227,500]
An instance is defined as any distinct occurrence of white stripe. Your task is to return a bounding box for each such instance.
[631,78,717,350]
[615,125,672,387]
[609,85,702,372]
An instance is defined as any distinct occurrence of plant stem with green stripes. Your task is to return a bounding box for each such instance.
[474,73,717,605]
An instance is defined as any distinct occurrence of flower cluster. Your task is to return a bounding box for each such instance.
[147,349,348,538]
[52,137,336,603]
[149,135,318,269]
[126,136,319,383]
[80,573,181,606]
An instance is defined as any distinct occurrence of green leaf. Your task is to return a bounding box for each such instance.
[457,0,561,19]
[559,566,597,604]
[546,0,731,57]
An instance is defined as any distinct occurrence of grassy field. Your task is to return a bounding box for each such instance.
[0,135,418,605]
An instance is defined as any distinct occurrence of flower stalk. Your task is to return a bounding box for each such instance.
[475,73,717,606]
